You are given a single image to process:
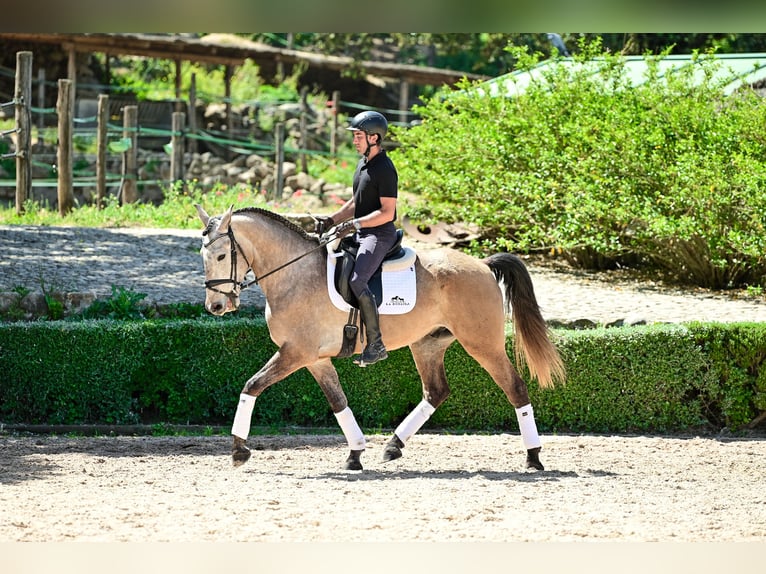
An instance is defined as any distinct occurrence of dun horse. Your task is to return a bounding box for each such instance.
[196,205,565,471]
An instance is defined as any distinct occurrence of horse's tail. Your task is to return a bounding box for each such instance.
[484,253,565,389]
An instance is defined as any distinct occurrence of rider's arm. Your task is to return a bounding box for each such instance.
[355,196,396,229]
[330,198,355,224]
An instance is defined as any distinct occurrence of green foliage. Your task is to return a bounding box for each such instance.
[80,285,148,320]
[1,319,764,433]
[40,287,65,321]
[688,322,766,428]
[0,136,14,177]
[0,321,142,424]
[393,42,766,288]
[0,180,266,228]
[3,286,30,321]
[254,34,766,84]
[106,55,302,105]
[530,326,713,432]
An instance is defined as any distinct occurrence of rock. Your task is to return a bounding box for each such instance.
[606,316,648,328]
[282,162,297,179]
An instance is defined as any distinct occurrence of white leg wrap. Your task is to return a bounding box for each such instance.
[231,393,257,440]
[394,399,436,444]
[515,404,542,450]
[334,407,366,451]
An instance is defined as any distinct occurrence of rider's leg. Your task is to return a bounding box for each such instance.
[349,229,396,366]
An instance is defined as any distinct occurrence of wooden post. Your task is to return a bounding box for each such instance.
[66,45,77,114]
[330,90,340,158]
[399,80,409,125]
[121,105,138,204]
[104,53,111,85]
[14,51,32,215]
[224,64,233,161]
[171,111,185,186]
[174,59,182,105]
[299,85,308,174]
[274,121,284,200]
[36,67,45,140]
[56,79,74,216]
[96,94,108,208]
[188,72,197,154]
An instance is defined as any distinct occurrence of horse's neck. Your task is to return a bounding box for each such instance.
[233,212,320,290]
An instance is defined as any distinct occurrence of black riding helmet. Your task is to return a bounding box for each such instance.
[346,110,388,142]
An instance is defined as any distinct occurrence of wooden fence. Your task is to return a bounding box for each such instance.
[4,50,374,213]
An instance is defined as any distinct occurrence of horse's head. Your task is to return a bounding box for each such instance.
[196,204,246,316]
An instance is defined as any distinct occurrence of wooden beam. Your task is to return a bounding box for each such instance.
[0,33,486,87]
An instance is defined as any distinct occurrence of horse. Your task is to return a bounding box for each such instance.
[195,204,565,471]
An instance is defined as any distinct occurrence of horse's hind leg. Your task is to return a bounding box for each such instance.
[307,359,366,471]
[383,329,454,462]
[486,359,544,470]
[459,339,545,470]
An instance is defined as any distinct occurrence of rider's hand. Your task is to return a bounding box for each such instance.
[335,219,359,239]
[314,215,334,236]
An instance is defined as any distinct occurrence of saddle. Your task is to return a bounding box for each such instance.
[328,228,417,358]
[333,228,405,308]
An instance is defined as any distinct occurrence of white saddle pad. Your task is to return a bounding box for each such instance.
[326,244,418,315]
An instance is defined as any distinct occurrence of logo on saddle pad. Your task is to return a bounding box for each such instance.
[326,237,417,315]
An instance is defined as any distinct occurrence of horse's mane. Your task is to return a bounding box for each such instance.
[233,207,318,243]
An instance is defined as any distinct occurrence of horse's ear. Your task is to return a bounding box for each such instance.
[195,204,210,227]
[218,205,234,232]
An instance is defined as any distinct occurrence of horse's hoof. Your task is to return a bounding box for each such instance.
[525,446,544,471]
[382,445,402,462]
[382,435,404,462]
[232,447,251,467]
[345,449,364,471]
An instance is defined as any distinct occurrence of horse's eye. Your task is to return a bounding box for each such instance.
[217,254,226,262]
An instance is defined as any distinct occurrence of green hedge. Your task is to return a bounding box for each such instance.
[1,318,765,433]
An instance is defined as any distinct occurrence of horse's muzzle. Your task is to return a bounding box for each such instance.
[206,293,239,315]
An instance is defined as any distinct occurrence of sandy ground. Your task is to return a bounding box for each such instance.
[2,432,765,543]
[2,224,766,567]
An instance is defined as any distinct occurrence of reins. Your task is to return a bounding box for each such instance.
[203,224,339,295]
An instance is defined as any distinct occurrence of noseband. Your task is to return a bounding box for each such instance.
[202,226,255,297]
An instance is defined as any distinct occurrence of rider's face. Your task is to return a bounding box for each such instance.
[352,130,369,152]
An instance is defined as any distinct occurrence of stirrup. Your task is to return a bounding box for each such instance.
[353,342,388,367]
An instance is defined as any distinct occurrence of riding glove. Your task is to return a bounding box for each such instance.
[335,219,360,239]
[314,215,334,235]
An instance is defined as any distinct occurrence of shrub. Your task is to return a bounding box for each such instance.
[393,41,766,288]
[2,318,764,433]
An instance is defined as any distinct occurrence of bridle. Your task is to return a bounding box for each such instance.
[202,225,254,297]
[202,222,340,297]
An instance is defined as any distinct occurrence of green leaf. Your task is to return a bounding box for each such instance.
[108,138,132,153]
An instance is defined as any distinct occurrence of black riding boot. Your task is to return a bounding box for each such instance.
[354,289,388,367]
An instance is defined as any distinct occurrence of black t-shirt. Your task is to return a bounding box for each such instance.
[352,150,398,224]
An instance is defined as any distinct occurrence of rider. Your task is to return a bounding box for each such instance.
[315,110,399,367]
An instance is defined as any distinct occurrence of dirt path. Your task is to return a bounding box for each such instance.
[3,224,766,324]
[2,432,765,542]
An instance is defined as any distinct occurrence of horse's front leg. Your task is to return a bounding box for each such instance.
[231,346,306,467]
[307,359,366,471]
